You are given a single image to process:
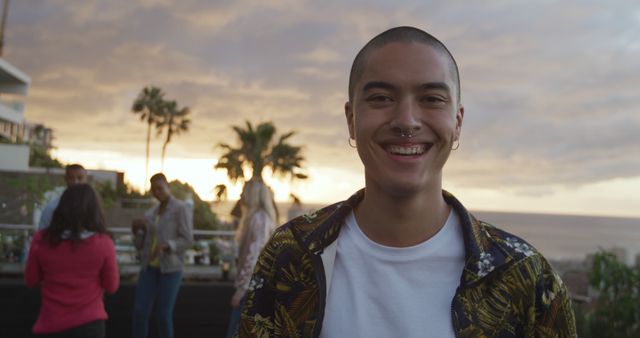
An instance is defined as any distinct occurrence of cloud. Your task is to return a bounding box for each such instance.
[297,47,342,64]
[5,0,640,202]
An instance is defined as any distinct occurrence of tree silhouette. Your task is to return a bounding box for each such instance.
[215,121,307,184]
[157,100,190,171]
[132,86,166,190]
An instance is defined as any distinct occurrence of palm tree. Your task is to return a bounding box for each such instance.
[215,121,307,184]
[132,86,166,191]
[157,100,191,172]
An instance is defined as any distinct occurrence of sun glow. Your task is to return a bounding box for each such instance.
[50,148,365,205]
[50,148,640,218]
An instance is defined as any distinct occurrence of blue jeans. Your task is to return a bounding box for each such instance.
[225,296,246,338]
[132,267,183,338]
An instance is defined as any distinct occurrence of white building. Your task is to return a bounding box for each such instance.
[0,58,122,185]
[0,57,32,172]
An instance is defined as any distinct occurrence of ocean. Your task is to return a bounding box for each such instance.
[474,211,640,262]
[212,201,640,263]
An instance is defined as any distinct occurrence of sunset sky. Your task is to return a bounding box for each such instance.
[6,0,640,217]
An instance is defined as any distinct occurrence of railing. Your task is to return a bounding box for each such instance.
[0,99,25,113]
[0,223,32,264]
[0,223,237,280]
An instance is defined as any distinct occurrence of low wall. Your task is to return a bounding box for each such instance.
[0,279,234,338]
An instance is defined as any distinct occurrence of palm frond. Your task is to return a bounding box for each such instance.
[289,193,301,205]
[215,120,307,183]
[214,184,228,203]
[214,147,245,183]
[131,86,166,122]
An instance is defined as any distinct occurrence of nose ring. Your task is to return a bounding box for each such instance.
[399,129,414,138]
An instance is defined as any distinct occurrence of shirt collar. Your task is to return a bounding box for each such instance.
[292,189,512,286]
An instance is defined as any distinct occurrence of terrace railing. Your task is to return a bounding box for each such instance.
[0,223,236,280]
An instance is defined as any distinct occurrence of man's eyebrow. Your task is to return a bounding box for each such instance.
[362,81,396,92]
[420,82,451,94]
[362,81,452,94]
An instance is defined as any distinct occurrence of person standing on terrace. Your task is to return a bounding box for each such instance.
[235,26,576,337]
[38,164,87,230]
[131,173,193,338]
[25,183,119,337]
[225,179,278,338]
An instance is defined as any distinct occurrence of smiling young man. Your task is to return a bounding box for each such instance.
[235,27,576,338]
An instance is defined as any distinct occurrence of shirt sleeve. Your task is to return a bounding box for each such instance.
[133,209,154,251]
[235,226,287,338]
[166,202,193,254]
[24,233,43,288]
[234,211,275,294]
[38,200,56,230]
[534,259,577,337]
[100,236,120,294]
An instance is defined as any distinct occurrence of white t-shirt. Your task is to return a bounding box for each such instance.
[38,196,60,230]
[319,209,465,338]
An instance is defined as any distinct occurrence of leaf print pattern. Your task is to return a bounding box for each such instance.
[477,252,495,277]
[248,276,264,292]
[251,314,274,338]
[302,210,319,223]
[505,237,535,257]
[236,190,577,338]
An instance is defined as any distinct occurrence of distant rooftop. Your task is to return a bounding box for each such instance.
[0,58,30,95]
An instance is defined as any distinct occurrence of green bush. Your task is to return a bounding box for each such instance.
[29,144,63,168]
[168,180,221,230]
[585,250,640,338]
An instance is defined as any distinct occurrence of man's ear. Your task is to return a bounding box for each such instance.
[454,104,464,141]
[345,101,355,139]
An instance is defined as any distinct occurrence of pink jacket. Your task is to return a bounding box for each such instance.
[24,230,120,334]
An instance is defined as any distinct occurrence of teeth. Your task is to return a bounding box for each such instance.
[387,144,426,155]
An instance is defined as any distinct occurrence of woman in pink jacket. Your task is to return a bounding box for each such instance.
[24,183,120,337]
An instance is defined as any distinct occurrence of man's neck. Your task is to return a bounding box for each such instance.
[354,184,450,248]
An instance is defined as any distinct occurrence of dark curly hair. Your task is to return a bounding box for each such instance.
[43,184,108,247]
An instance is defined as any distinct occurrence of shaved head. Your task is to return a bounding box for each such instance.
[348,26,461,103]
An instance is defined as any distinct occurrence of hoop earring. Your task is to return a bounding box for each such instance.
[348,138,357,148]
[451,140,460,150]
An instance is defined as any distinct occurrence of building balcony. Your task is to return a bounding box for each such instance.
[0,58,30,96]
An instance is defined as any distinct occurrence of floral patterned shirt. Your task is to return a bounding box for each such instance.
[235,190,577,338]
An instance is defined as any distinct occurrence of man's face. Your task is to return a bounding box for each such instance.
[150,180,171,203]
[64,168,87,187]
[345,42,464,197]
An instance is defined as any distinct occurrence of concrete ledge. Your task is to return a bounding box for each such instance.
[0,279,234,338]
[1,262,232,282]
